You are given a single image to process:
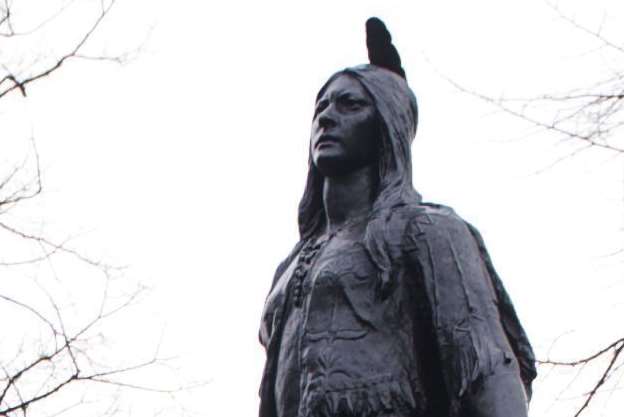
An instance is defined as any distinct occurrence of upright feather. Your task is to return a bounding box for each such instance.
[366,17,406,80]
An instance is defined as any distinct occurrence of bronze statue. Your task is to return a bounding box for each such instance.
[258,18,536,417]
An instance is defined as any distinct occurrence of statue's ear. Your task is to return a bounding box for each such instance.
[366,17,406,80]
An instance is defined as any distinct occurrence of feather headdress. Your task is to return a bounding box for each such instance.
[366,17,406,79]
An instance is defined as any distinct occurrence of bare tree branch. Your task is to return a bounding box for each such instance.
[546,0,624,55]
[444,76,624,154]
[0,0,119,99]
[538,337,624,416]
[444,4,624,416]
[0,2,192,415]
[0,136,41,211]
[0,1,78,38]
[0,294,59,336]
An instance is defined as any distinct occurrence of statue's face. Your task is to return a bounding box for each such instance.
[310,74,379,177]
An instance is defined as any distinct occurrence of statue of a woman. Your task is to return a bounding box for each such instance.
[258,18,536,417]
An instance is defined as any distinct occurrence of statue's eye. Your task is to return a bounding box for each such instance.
[340,96,365,110]
[314,100,329,117]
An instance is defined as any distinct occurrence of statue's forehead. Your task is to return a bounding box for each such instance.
[316,74,369,101]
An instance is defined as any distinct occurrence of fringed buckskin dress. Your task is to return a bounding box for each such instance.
[258,65,536,417]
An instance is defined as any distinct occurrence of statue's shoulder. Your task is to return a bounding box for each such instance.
[393,201,479,254]
[268,240,305,291]
[395,201,465,230]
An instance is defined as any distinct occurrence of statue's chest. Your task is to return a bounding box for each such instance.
[298,239,382,338]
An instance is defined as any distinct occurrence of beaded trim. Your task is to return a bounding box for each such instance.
[291,239,324,307]
[290,214,371,308]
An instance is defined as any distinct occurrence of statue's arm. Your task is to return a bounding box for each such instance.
[465,370,528,417]
[402,209,529,417]
[465,222,537,399]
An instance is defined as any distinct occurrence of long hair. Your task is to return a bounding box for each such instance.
[297,64,421,291]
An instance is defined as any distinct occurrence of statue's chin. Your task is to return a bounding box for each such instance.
[313,155,352,178]
[314,159,373,179]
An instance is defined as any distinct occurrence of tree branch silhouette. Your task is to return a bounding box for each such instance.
[0,1,193,416]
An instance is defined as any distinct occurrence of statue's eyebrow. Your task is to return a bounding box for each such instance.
[314,89,370,116]
[320,89,368,103]
[336,91,355,99]
[337,91,369,101]
[315,98,329,107]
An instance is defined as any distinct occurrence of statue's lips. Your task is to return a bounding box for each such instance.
[315,134,341,149]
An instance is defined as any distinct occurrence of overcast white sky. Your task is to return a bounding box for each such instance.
[2,0,624,416]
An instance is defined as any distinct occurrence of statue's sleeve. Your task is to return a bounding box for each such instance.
[258,240,305,348]
[258,240,305,417]
[401,207,534,415]
[464,222,537,399]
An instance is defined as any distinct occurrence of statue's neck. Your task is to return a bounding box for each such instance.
[322,164,378,234]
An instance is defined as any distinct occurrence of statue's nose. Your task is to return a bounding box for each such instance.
[318,109,337,130]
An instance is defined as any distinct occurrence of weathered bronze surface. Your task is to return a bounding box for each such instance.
[258,18,536,417]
